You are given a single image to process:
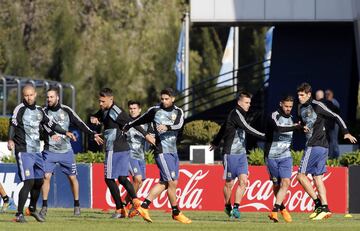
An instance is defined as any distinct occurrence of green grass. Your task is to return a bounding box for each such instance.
[0,209,359,231]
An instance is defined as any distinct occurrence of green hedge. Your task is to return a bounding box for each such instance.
[182,120,220,145]
[0,117,9,141]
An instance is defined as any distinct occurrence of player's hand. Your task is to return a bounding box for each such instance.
[209,143,217,151]
[145,134,156,146]
[156,124,168,133]
[344,133,357,143]
[66,131,77,142]
[90,116,100,125]
[51,135,61,142]
[94,133,104,145]
[7,139,14,151]
[303,126,310,133]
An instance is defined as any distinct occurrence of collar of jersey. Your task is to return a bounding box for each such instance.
[23,99,36,110]
[160,103,174,111]
[277,108,291,118]
[47,102,61,111]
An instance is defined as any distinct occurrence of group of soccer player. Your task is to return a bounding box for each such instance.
[1,84,191,224]
[0,81,356,224]
[210,82,357,222]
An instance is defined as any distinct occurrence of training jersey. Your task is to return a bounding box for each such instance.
[126,104,183,155]
[264,109,301,159]
[127,115,150,160]
[211,105,265,155]
[93,103,146,152]
[43,103,96,153]
[299,98,348,148]
[9,100,67,154]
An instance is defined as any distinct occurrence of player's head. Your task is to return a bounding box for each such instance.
[47,87,60,107]
[22,84,37,105]
[99,88,114,110]
[280,95,294,115]
[236,91,252,112]
[160,88,175,108]
[128,100,142,118]
[297,82,312,105]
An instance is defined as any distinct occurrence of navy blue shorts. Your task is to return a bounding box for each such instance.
[15,152,44,181]
[129,158,146,179]
[223,154,248,180]
[266,157,292,185]
[155,153,179,182]
[104,150,130,179]
[43,150,77,176]
[299,146,328,176]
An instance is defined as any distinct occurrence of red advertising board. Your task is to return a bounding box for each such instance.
[91,164,348,213]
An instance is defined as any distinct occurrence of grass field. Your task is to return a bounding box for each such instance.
[0,209,359,231]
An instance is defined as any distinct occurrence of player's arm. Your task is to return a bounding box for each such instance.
[210,121,226,151]
[165,107,184,131]
[90,109,103,125]
[124,107,156,130]
[7,105,23,150]
[271,112,302,133]
[314,101,357,143]
[40,109,76,141]
[233,110,265,139]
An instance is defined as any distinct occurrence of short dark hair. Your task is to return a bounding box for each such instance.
[281,95,294,102]
[297,82,312,94]
[160,88,175,97]
[99,88,113,97]
[128,100,141,107]
[47,87,59,96]
[236,90,252,101]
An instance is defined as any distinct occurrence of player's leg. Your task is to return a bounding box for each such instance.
[230,154,248,219]
[266,158,281,222]
[277,157,292,222]
[40,150,57,217]
[312,147,331,220]
[297,147,323,219]
[104,151,126,218]
[0,183,10,213]
[61,150,80,215]
[223,154,234,217]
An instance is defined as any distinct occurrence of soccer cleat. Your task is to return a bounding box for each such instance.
[172,212,192,224]
[39,206,48,217]
[137,207,153,223]
[0,201,9,213]
[280,209,292,223]
[30,210,46,222]
[312,207,332,220]
[74,206,81,216]
[230,208,241,219]
[309,206,322,219]
[224,207,232,217]
[268,212,279,223]
[132,198,142,209]
[111,208,128,219]
[128,199,142,218]
[14,214,27,223]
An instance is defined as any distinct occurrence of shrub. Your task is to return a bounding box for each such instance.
[248,148,265,166]
[1,155,16,163]
[339,151,360,166]
[291,150,304,166]
[75,151,105,163]
[145,150,155,164]
[182,120,220,145]
[0,117,9,141]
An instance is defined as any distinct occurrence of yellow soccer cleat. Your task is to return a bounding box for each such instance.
[280,209,292,223]
[309,207,321,219]
[137,207,153,223]
[312,211,332,220]
[268,212,279,223]
[172,212,192,224]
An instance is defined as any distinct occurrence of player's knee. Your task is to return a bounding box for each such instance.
[238,179,247,188]
[296,173,305,181]
[44,173,52,180]
[281,178,290,188]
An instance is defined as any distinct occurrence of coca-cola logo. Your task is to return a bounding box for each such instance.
[106,169,209,209]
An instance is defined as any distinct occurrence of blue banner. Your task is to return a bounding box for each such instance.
[174,24,185,92]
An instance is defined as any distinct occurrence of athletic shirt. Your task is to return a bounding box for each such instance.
[127,115,149,160]
[264,109,301,159]
[93,103,147,152]
[9,100,67,154]
[211,105,265,155]
[43,103,96,153]
[299,98,349,147]
[127,104,183,155]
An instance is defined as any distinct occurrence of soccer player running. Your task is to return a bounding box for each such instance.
[90,88,155,219]
[7,84,76,223]
[0,183,10,213]
[265,95,303,223]
[124,100,149,210]
[210,91,265,219]
[296,82,357,220]
[124,88,192,224]
[39,88,103,217]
